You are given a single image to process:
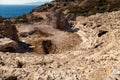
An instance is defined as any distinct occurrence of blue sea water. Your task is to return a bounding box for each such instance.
[0,5,38,18]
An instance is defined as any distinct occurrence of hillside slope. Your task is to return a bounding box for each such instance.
[31,0,120,16]
[0,10,120,80]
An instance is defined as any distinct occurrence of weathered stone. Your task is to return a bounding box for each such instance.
[0,38,18,52]
[66,13,76,21]
[22,14,33,23]
[105,69,120,80]
[1,5,120,80]
[51,9,69,30]
[20,32,29,37]
[0,20,19,41]
[32,12,49,20]
[63,9,70,15]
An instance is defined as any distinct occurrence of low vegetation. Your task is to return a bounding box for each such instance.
[66,0,120,16]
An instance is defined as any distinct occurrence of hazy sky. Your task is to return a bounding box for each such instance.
[0,0,52,4]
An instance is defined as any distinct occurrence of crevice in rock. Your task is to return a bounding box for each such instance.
[42,40,53,54]
[17,61,24,68]
[4,47,16,52]
[94,42,104,48]
[0,62,5,66]
[17,41,33,53]
[98,30,108,37]
[5,76,17,80]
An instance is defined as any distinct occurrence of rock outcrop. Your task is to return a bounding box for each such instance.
[31,12,49,20]
[17,24,82,54]
[0,20,20,52]
[0,10,120,80]
[0,38,18,52]
[31,0,120,16]
[0,0,120,80]
[0,20,19,41]
[50,9,69,30]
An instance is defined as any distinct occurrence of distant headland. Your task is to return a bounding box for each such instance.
[0,1,50,18]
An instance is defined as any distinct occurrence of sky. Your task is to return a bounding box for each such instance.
[0,0,52,5]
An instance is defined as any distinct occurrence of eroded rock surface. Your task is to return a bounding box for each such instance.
[0,38,18,52]
[0,10,120,80]
[0,20,19,41]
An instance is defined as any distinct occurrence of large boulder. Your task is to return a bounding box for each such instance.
[0,38,18,52]
[50,9,69,30]
[0,20,19,41]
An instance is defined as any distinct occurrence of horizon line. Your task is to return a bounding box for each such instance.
[0,3,45,6]
[0,1,51,5]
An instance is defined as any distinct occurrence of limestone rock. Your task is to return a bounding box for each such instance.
[21,14,32,23]
[105,69,120,80]
[63,9,70,15]
[32,12,49,20]
[51,9,69,30]
[0,6,120,80]
[66,13,76,21]
[0,20,19,41]
[0,38,18,52]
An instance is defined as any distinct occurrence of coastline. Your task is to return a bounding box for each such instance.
[0,5,38,18]
[0,0,120,80]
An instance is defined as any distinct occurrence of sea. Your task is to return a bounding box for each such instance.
[0,5,38,18]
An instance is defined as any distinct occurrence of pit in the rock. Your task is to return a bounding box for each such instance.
[98,30,108,37]
[42,40,53,54]
[5,76,17,80]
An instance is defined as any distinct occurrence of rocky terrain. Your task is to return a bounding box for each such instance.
[32,0,120,16]
[0,10,120,80]
[0,0,120,80]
